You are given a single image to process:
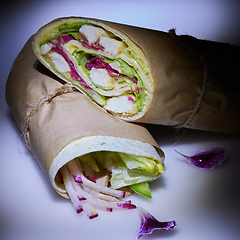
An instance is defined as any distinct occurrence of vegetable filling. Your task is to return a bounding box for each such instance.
[39,23,149,116]
[59,151,164,219]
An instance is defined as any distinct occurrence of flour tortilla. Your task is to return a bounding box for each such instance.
[6,36,164,198]
[33,16,240,134]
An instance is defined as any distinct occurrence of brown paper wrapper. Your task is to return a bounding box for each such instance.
[5,36,164,198]
[33,17,240,134]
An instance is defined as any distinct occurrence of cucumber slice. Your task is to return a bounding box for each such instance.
[130,181,152,198]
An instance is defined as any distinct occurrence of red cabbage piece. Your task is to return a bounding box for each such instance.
[137,207,176,239]
[58,34,75,44]
[175,145,227,169]
[52,44,81,80]
[81,40,105,51]
[85,56,138,84]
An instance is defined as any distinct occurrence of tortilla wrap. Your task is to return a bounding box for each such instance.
[33,16,240,134]
[5,36,164,199]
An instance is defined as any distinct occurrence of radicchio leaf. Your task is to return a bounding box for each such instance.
[81,40,105,51]
[175,145,227,169]
[137,207,176,239]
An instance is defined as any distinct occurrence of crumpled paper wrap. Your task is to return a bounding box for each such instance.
[5,36,164,198]
[33,17,240,134]
[99,20,240,134]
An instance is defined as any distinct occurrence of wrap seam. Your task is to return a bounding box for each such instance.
[22,83,75,148]
[168,29,208,129]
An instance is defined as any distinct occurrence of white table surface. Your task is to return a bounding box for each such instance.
[1,1,240,240]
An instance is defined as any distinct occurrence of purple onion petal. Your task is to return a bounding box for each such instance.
[51,35,92,89]
[137,207,176,239]
[175,145,227,169]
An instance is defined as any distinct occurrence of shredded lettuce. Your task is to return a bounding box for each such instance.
[90,151,164,193]
[40,22,88,45]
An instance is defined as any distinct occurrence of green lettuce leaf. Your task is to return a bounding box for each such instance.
[91,151,164,195]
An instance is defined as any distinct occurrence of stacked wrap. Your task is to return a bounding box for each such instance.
[5,36,164,198]
[33,17,240,134]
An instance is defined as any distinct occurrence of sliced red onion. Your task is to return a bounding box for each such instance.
[137,207,176,239]
[81,202,99,219]
[60,165,83,214]
[85,56,138,84]
[80,174,126,199]
[82,163,96,183]
[175,145,227,169]
[68,160,126,198]
[67,160,83,183]
[82,185,119,202]
[64,159,132,216]
[68,162,134,212]
[82,190,136,211]
[70,177,99,219]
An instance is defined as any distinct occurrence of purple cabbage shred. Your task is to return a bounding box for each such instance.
[137,207,176,239]
[81,40,105,51]
[175,145,227,169]
[85,56,138,84]
[52,44,81,80]
[58,34,75,44]
[50,35,92,89]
